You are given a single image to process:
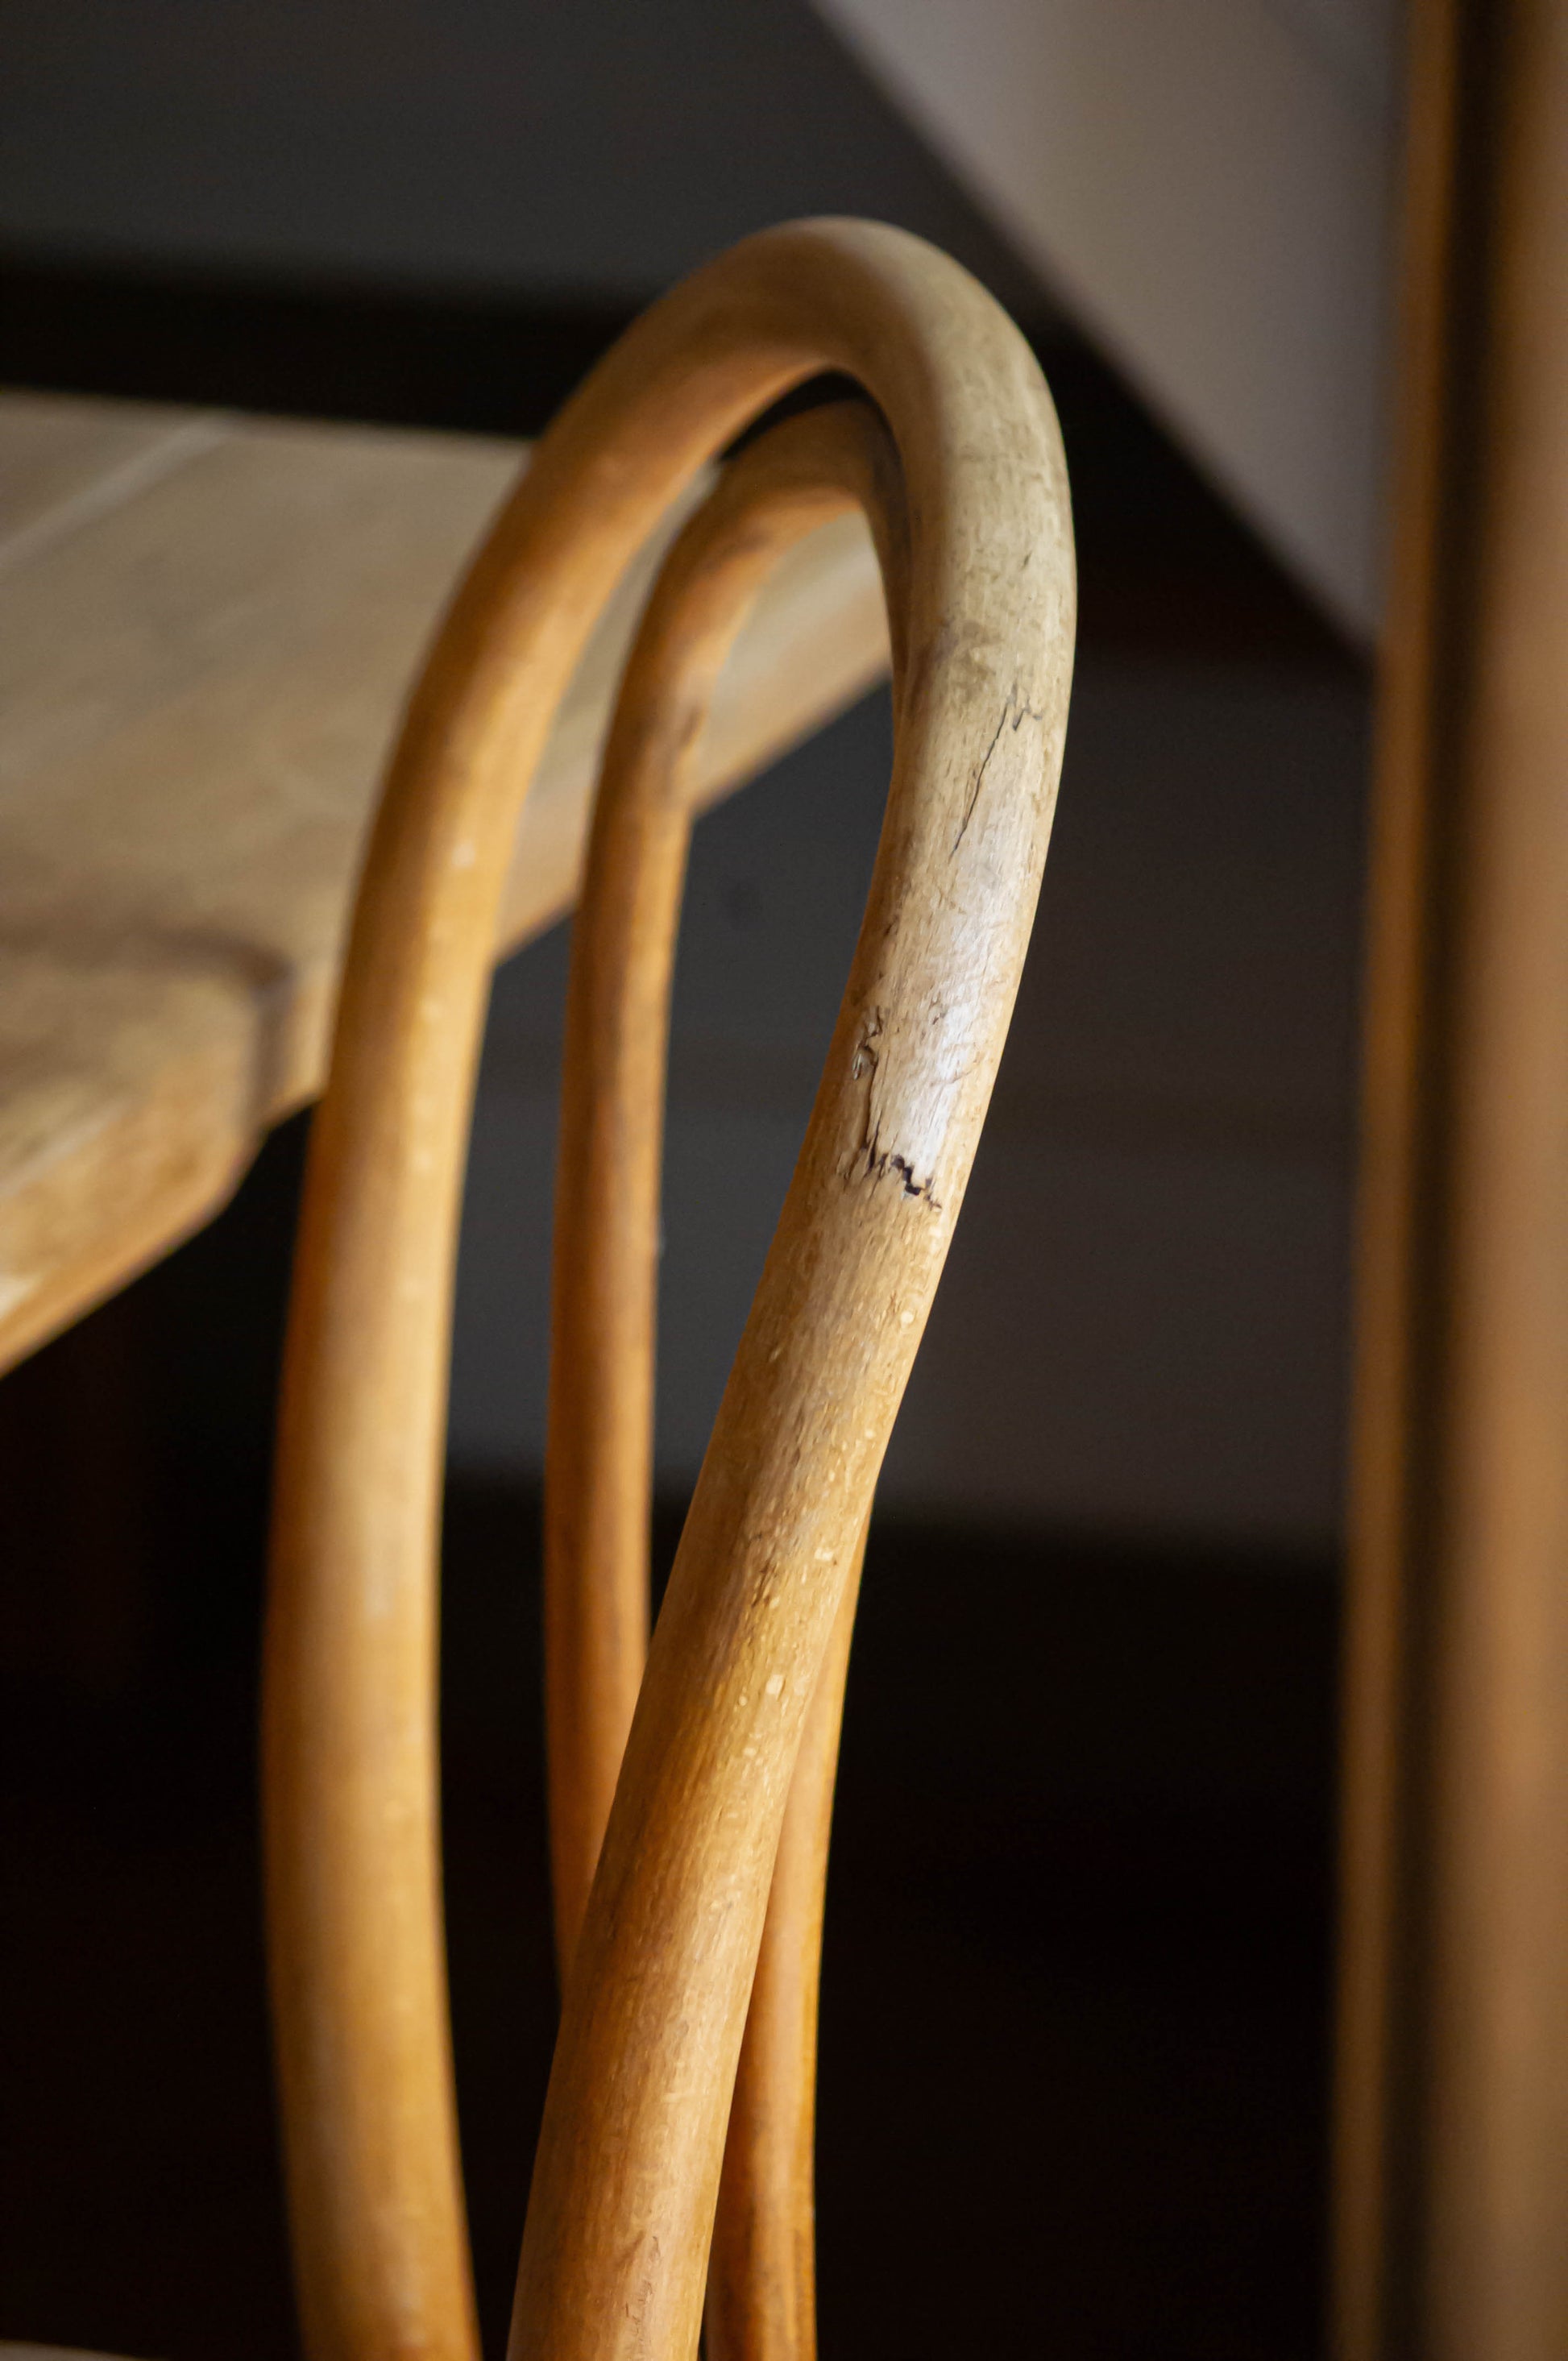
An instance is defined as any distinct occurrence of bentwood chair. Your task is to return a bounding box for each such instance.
[260,217,1076,2361]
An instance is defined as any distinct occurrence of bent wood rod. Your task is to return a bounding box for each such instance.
[263,218,1075,2361]
[545,401,908,2361]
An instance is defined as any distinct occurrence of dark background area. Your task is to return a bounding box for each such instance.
[1,1148,1338,2361]
[1,6,1363,2357]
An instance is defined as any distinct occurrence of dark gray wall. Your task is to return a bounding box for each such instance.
[454,654,1366,1551]
[1,0,1043,318]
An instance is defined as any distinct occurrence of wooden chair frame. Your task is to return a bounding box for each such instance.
[262,218,1075,2361]
[545,401,908,2361]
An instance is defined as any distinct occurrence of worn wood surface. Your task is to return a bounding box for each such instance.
[263,218,1073,2361]
[0,388,887,1372]
[1333,2,1568,2355]
[546,404,909,2361]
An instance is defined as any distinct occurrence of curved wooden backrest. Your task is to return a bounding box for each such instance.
[544,403,906,2361]
[263,218,1075,2361]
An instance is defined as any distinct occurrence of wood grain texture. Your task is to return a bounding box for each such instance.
[1333,2,1568,2355]
[545,401,909,2361]
[0,391,886,1373]
[263,218,1073,2361]
[704,1541,863,2361]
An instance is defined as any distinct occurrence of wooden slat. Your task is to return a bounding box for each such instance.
[0,390,889,1371]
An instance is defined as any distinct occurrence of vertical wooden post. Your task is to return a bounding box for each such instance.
[1334,2,1568,2355]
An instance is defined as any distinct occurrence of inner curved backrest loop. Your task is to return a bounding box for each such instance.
[544,400,909,2361]
[545,398,910,1975]
[516,421,1069,2361]
[263,218,1074,2361]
